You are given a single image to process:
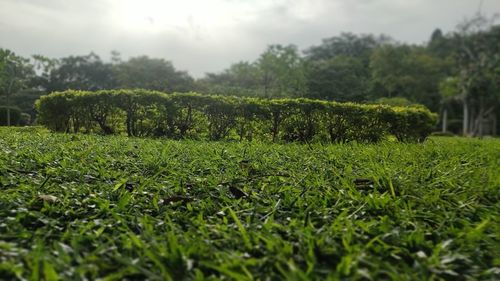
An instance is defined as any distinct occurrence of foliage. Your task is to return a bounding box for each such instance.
[374,97,415,107]
[0,49,34,95]
[35,90,437,143]
[304,32,392,62]
[33,53,116,92]
[386,105,439,142]
[0,127,498,280]
[302,33,393,102]
[256,45,307,98]
[450,16,500,136]
[0,49,35,125]
[30,53,195,95]
[199,62,261,94]
[439,77,461,100]
[199,45,308,99]
[370,45,451,111]
[305,56,370,102]
[114,56,194,93]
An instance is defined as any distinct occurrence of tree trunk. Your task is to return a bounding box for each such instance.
[463,99,469,136]
[126,111,132,136]
[442,108,448,133]
[476,98,485,137]
[492,112,497,136]
[478,112,484,137]
[469,106,475,136]
[6,101,10,126]
[6,79,14,126]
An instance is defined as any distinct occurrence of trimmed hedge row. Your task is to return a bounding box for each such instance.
[35,89,437,142]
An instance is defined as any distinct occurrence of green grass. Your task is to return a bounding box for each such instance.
[0,127,499,280]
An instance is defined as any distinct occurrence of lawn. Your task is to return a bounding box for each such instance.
[0,127,499,280]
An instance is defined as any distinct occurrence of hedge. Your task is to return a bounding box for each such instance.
[35,89,437,143]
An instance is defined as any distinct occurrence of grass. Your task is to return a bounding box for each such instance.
[0,127,499,280]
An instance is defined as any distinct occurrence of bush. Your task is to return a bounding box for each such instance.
[386,105,438,142]
[35,90,437,143]
[374,97,414,107]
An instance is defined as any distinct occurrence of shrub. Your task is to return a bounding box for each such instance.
[281,99,325,143]
[35,91,75,132]
[386,105,438,142]
[35,90,437,143]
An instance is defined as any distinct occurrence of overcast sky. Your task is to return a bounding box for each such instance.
[0,0,499,77]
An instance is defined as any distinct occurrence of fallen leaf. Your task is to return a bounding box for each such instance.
[38,195,58,203]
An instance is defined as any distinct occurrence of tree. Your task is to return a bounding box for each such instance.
[255,44,307,97]
[197,61,262,96]
[427,28,456,58]
[438,77,461,133]
[0,49,34,126]
[198,45,307,98]
[370,45,451,111]
[304,32,392,63]
[305,56,369,102]
[32,53,116,92]
[304,33,392,102]
[451,15,500,136]
[204,62,259,88]
[114,56,194,93]
[31,54,58,91]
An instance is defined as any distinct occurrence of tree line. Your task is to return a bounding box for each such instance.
[1,15,499,136]
[36,89,436,143]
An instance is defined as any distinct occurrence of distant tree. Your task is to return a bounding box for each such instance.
[255,44,307,97]
[370,45,451,111]
[205,62,259,88]
[305,56,369,102]
[304,32,393,63]
[304,33,392,101]
[427,28,456,58]
[197,61,262,96]
[451,15,500,136]
[0,49,34,125]
[33,53,116,92]
[31,54,58,91]
[438,76,461,133]
[374,97,415,107]
[114,56,194,93]
[110,50,122,64]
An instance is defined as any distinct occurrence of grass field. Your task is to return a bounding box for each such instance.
[0,127,499,280]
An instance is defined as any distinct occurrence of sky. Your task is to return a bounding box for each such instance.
[0,0,499,77]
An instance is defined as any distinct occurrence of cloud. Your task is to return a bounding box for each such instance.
[0,0,499,77]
